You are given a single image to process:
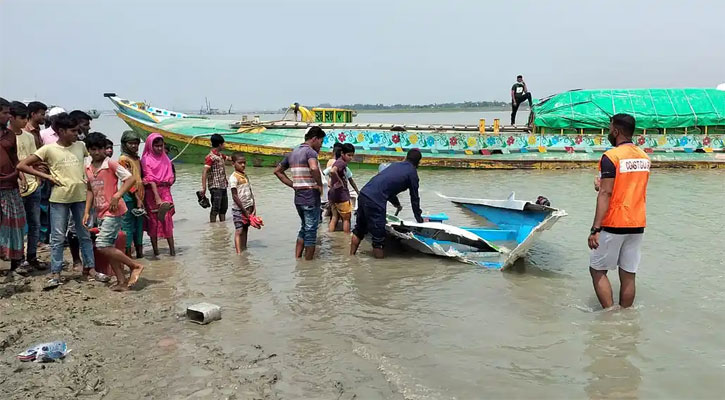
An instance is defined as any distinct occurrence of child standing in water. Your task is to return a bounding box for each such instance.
[200,134,228,223]
[140,133,176,256]
[118,131,145,258]
[327,143,358,233]
[228,153,256,253]
[83,132,144,291]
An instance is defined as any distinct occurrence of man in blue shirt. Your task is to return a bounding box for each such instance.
[350,149,424,259]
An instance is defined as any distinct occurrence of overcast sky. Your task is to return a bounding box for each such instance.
[1,0,724,111]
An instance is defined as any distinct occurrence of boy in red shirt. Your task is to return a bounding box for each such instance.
[200,134,228,223]
[83,132,144,291]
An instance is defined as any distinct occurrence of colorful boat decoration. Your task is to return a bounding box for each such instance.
[385,193,566,269]
[106,90,725,169]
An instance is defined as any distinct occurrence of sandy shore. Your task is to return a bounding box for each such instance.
[0,252,282,400]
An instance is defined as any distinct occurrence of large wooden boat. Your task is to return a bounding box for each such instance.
[105,89,725,169]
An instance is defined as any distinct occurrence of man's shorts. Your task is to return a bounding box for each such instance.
[232,208,251,230]
[210,188,228,215]
[352,195,386,249]
[590,231,643,274]
[96,216,123,248]
[333,201,353,217]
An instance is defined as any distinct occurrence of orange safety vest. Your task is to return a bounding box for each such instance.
[599,144,650,228]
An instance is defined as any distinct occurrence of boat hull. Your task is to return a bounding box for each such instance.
[115,110,725,169]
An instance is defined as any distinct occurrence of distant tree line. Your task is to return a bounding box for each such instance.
[313,101,509,111]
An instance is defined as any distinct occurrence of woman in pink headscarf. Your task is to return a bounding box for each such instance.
[141,133,176,256]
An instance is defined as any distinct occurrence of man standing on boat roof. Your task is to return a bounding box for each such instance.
[510,75,532,126]
[588,113,650,309]
[350,149,424,259]
[274,126,326,260]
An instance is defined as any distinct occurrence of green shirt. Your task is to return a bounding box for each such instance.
[34,141,89,203]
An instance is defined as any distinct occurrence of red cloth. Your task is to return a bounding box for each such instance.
[93,231,127,276]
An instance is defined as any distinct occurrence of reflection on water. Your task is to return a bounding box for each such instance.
[585,310,642,399]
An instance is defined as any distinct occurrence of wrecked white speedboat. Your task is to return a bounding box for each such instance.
[385,193,567,269]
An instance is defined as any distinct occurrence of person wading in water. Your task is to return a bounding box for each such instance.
[588,113,650,309]
[350,149,424,259]
[273,127,326,260]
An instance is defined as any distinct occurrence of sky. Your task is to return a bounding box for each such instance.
[1,0,724,111]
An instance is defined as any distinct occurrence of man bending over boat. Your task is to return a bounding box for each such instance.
[588,113,650,309]
[510,75,532,126]
[350,149,424,259]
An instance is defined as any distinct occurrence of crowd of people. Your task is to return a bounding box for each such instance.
[0,97,180,290]
[272,126,424,260]
[197,126,424,261]
[1,95,649,309]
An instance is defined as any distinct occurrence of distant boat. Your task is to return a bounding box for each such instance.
[104,93,194,123]
[199,97,232,115]
[385,192,566,269]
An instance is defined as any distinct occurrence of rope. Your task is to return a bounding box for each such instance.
[168,114,299,162]
[648,89,659,126]
[703,90,721,120]
[682,90,698,127]
[626,89,636,121]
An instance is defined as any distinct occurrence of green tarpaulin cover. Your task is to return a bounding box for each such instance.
[532,88,725,129]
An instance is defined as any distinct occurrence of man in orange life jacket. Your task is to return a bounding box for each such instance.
[588,113,650,309]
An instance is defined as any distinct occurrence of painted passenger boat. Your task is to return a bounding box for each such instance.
[385,193,566,269]
[106,89,725,169]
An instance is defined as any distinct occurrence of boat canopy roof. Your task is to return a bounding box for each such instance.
[532,88,725,129]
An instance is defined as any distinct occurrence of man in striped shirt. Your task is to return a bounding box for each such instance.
[274,127,326,260]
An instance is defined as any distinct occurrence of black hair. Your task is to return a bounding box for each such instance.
[304,126,326,141]
[210,133,225,148]
[105,139,114,148]
[9,101,28,118]
[231,152,246,162]
[406,148,422,167]
[333,142,343,159]
[611,113,636,138]
[517,75,523,79]
[0,97,9,108]
[54,113,77,130]
[68,110,92,122]
[27,101,47,115]
[85,131,108,149]
[341,143,355,154]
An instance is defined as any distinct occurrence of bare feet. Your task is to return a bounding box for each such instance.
[110,284,129,292]
[127,264,145,288]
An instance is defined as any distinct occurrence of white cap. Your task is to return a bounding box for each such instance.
[47,107,66,117]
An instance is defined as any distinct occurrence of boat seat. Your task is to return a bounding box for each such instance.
[461,228,517,242]
[424,213,449,222]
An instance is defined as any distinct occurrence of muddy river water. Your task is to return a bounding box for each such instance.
[7,113,720,399]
